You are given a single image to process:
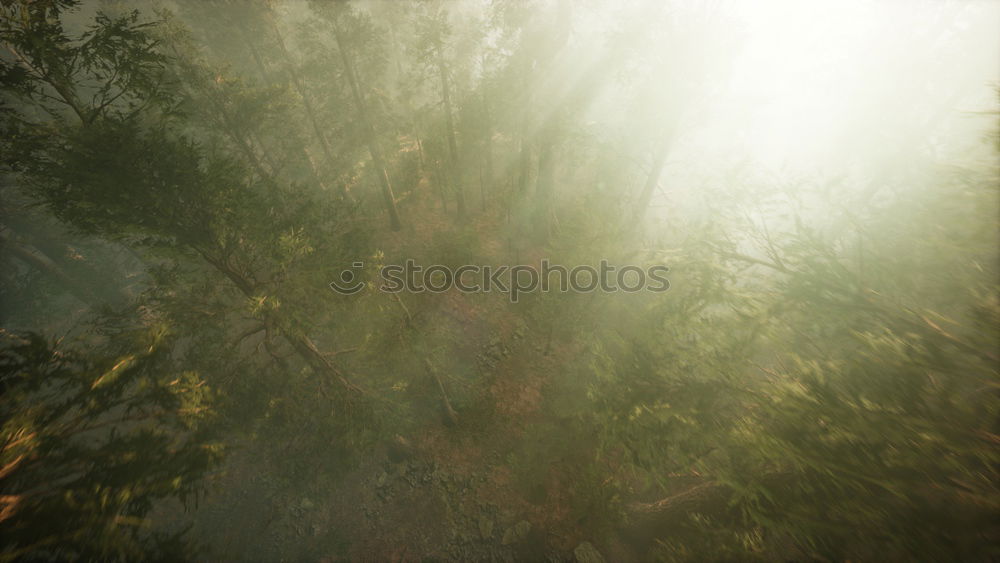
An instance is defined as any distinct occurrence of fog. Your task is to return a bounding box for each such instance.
[1,0,997,560]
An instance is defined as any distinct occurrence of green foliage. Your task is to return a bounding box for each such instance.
[581,163,999,559]
[0,327,220,561]
[2,0,997,560]
[0,1,169,125]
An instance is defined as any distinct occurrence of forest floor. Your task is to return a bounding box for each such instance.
[152,178,640,562]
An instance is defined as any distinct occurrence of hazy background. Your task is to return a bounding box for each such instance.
[2,0,998,560]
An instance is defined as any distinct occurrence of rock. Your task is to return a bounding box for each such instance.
[573,542,606,563]
[501,520,532,545]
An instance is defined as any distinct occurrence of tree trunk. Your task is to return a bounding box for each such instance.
[194,246,366,398]
[0,234,100,307]
[424,358,459,427]
[331,18,402,231]
[437,47,465,220]
[633,116,680,222]
[1,218,131,305]
[534,133,557,243]
[516,65,532,197]
[235,21,330,195]
[481,89,494,210]
[264,8,352,201]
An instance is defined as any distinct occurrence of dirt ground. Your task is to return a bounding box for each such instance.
[149,181,638,562]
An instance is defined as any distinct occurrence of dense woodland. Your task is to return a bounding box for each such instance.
[1,0,998,560]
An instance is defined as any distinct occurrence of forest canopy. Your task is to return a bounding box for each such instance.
[1,0,998,560]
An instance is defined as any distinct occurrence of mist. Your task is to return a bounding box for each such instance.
[1,0,997,560]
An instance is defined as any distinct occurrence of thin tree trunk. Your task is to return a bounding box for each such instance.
[437,47,465,220]
[516,55,533,197]
[481,89,494,210]
[194,246,366,397]
[235,21,333,195]
[534,133,557,242]
[208,85,276,183]
[479,160,485,212]
[634,115,680,221]
[331,18,402,231]
[424,358,459,427]
[264,7,352,201]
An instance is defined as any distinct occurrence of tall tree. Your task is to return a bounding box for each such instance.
[0,2,373,406]
[311,2,402,231]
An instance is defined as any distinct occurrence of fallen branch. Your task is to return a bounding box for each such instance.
[424,358,459,427]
